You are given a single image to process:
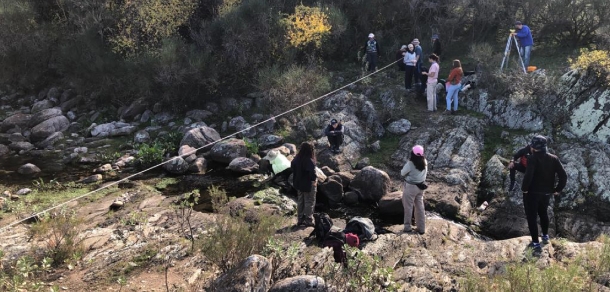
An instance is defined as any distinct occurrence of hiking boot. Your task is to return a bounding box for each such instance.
[542,234,550,244]
[528,242,542,256]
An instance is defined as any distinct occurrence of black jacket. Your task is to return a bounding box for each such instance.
[432,40,442,56]
[324,123,344,137]
[512,145,532,162]
[521,151,567,194]
[291,155,317,192]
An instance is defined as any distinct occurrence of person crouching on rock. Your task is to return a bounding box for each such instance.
[291,142,317,227]
[400,145,428,234]
[262,149,292,186]
[324,119,344,154]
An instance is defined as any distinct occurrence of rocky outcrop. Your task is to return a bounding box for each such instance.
[30,115,70,142]
[463,90,544,131]
[269,276,326,292]
[318,176,344,208]
[90,122,136,138]
[180,126,221,151]
[31,99,54,114]
[387,119,412,135]
[209,138,247,164]
[214,255,272,292]
[28,108,62,127]
[186,109,213,122]
[350,166,391,203]
[228,157,259,174]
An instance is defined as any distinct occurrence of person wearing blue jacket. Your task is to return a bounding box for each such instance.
[512,21,534,68]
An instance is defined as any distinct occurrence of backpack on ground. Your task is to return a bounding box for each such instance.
[312,212,333,244]
[344,217,377,242]
[323,231,347,265]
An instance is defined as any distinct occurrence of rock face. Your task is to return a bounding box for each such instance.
[30,115,70,141]
[559,70,610,142]
[163,157,190,174]
[214,255,272,292]
[180,126,221,151]
[227,157,259,174]
[18,163,41,175]
[209,138,247,164]
[463,90,544,131]
[350,166,391,203]
[269,276,326,292]
[387,119,412,135]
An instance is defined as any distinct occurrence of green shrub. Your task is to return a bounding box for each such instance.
[0,254,57,291]
[263,238,302,282]
[244,139,260,156]
[28,209,84,268]
[135,143,166,167]
[198,212,283,273]
[256,64,331,114]
[208,185,228,213]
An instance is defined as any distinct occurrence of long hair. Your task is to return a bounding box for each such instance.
[453,59,462,68]
[410,151,427,171]
[296,142,316,164]
[428,54,439,62]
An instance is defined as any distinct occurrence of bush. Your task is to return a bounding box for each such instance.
[569,49,610,84]
[28,209,84,267]
[208,185,228,213]
[281,5,332,49]
[135,143,166,168]
[0,254,57,291]
[198,212,283,273]
[256,64,331,114]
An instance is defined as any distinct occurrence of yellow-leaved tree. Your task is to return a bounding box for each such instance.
[281,5,332,49]
[107,0,197,57]
[569,49,610,84]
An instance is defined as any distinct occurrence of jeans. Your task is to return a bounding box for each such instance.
[523,192,551,243]
[446,84,461,111]
[402,183,425,232]
[366,52,378,72]
[520,45,532,68]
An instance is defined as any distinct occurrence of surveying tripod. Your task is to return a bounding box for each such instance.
[500,30,527,73]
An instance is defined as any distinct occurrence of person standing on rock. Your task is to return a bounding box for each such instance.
[508,144,534,191]
[521,135,567,254]
[511,21,534,69]
[403,44,417,91]
[291,142,318,227]
[412,38,424,92]
[363,33,380,72]
[422,54,440,112]
[324,119,344,154]
[445,59,463,115]
[400,145,428,234]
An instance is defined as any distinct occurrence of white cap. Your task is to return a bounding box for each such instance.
[263,149,279,161]
[368,33,375,38]
[400,45,407,50]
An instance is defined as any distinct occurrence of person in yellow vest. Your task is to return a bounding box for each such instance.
[263,149,292,185]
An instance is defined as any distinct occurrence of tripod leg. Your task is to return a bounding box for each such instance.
[500,35,512,71]
[513,36,527,73]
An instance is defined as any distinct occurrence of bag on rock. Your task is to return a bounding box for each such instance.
[312,212,333,244]
[344,217,377,241]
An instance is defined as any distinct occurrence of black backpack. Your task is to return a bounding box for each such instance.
[323,231,348,265]
[312,212,333,244]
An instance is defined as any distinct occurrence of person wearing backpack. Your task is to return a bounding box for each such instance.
[508,144,534,192]
[291,142,318,227]
[400,145,428,234]
[521,136,567,254]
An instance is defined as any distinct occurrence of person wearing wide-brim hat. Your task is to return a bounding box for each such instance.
[262,149,292,185]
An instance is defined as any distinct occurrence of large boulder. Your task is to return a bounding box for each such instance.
[318,176,344,208]
[227,157,259,174]
[31,99,54,114]
[30,116,70,142]
[28,108,62,127]
[209,138,247,164]
[214,255,272,292]
[258,134,283,149]
[180,126,221,151]
[0,144,9,156]
[8,141,34,152]
[120,99,148,121]
[378,191,404,217]
[18,163,41,175]
[1,113,32,132]
[268,276,326,292]
[163,157,190,174]
[178,145,197,163]
[350,166,391,203]
[60,95,83,112]
[186,109,213,122]
[133,130,150,144]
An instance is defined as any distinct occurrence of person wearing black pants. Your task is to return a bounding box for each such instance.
[403,44,417,90]
[363,33,380,72]
[508,145,533,191]
[521,135,567,255]
[324,119,344,154]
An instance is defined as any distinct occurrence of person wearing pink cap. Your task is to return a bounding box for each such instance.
[400,145,428,234]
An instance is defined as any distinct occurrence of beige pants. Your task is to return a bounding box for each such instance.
[297,186,316,224]
[402,182,426,232]
[426,82,438,111]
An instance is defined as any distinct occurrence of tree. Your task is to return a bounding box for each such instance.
[537,0,610,46]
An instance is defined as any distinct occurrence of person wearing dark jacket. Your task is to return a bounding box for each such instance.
[363,33,381,72]
[291,142,318,227]
[521,135,567,254]
[508,144,533,191]
[431,34,442,58]
[324,119,344,154]
[396,45,407,71]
